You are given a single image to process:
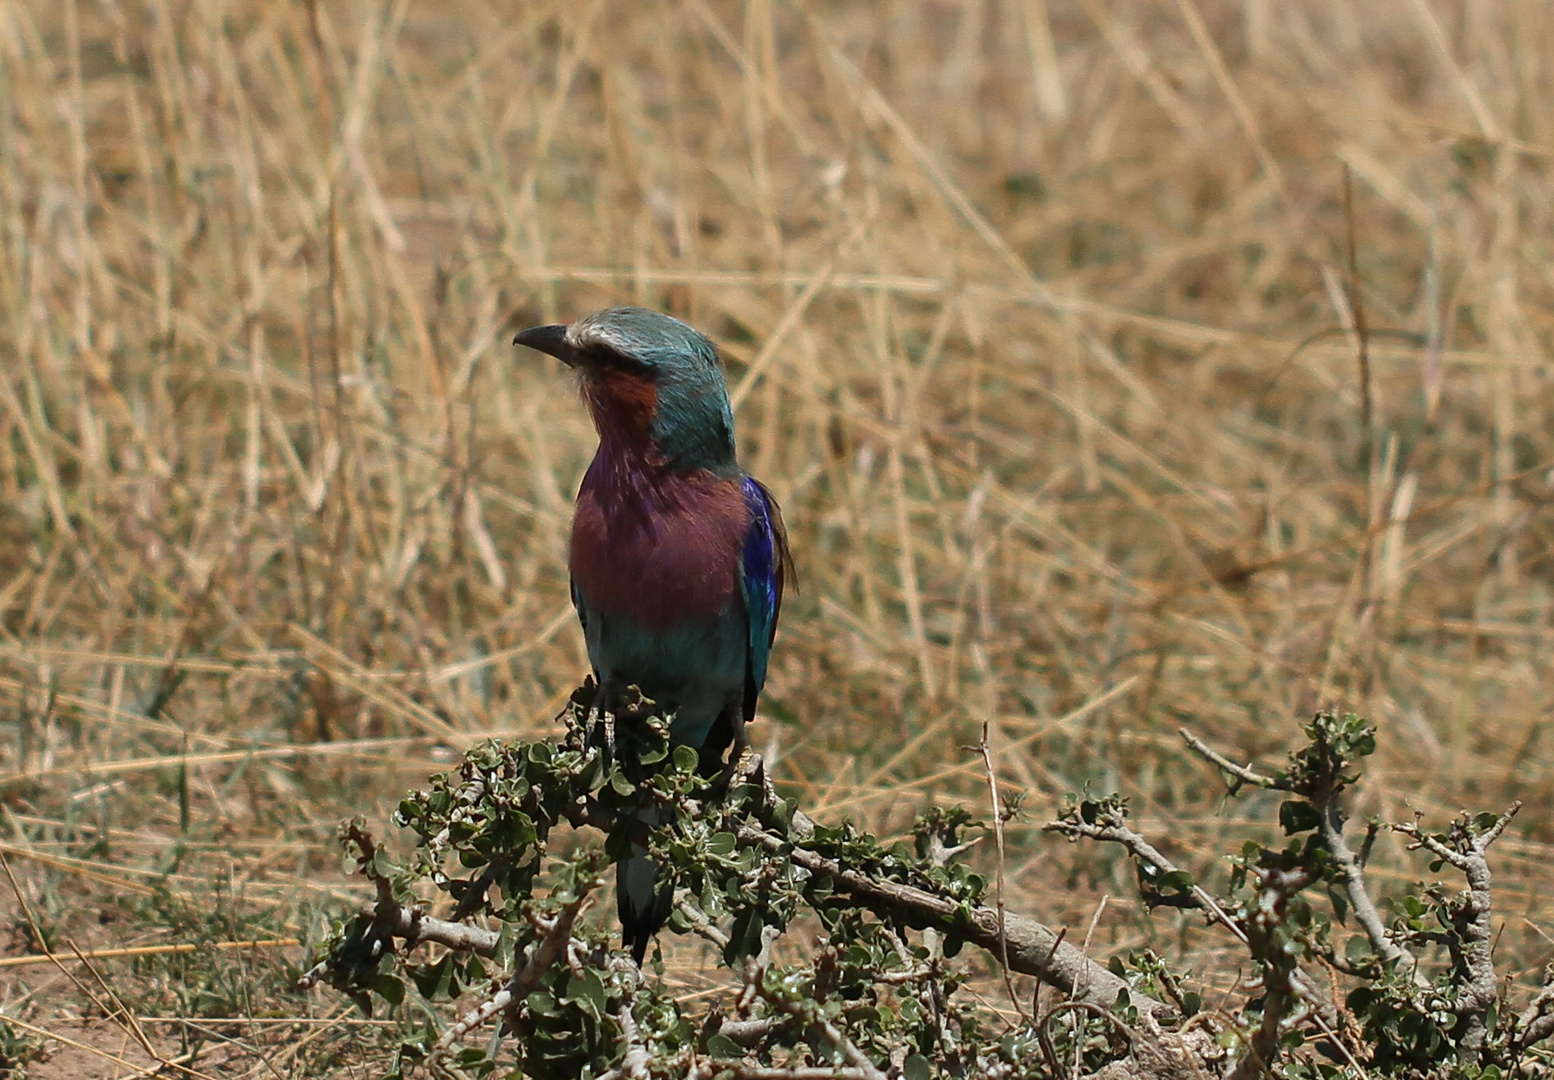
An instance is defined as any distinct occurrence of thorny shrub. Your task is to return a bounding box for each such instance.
[307,689,1554,1079]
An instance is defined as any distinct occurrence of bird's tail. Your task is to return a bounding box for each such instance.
[617,709,735,962]
[618,805,673,965]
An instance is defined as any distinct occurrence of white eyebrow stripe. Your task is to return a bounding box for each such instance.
[566,318,630,355]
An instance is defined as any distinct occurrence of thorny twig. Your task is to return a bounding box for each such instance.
[343,821,398,917]
[732,753,1169,1019]
[1048,768,1365,1067]
[503,886,602,1024]
[703,1014,780,1051]
[1319,805,1415,975]
[1042,1000,1138,1063]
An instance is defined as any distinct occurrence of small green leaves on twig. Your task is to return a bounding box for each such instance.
[1066,711,1550,1079]
[306,692,1554,1080]
[307,683,1171,1079]
[1182,710,1376,799]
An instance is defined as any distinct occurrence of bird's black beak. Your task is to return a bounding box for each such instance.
[513,324,579,367]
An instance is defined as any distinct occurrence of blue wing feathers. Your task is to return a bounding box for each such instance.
[738,476,787,723]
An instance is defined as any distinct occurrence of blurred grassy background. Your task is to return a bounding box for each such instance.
[1,0,1552,1073]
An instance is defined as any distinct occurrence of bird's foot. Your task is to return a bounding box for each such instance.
[715,724,759,795]
[583,700,617,769]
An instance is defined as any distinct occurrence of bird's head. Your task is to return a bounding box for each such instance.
[515,307,738,473]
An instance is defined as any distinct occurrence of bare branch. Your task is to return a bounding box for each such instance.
[342,821,398,915]
[735,818,1171,1020]
[429,879,603,1070]
[1480,801,1522,848]
[612,975,651,1080]
[1044,810,1247,946]
[676,895,732,950]
[1046,797,1352,1044]
[1178,724,1427,995]
[381,906,484,954]
[1319,804,1416,974]
[717,752,1173,1020]
[434,987,514,1060]
[1395,819,1472,872]
[707,1016,779,1050]
[503,885,601,1026]
[1179,729,1284,789]
[1356,818,1378,868]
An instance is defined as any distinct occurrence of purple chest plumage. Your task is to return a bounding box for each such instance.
[570,447,751,631]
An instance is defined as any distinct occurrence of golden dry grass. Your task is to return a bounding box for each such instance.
[1,0,1553,1073]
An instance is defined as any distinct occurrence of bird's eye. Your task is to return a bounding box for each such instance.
[593,346,654,376]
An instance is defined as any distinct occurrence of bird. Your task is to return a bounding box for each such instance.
[514,306,789,964]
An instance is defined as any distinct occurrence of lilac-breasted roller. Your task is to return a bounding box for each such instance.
[514,306,789,963]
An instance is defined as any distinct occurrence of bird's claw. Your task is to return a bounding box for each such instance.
[716,724,760,795]
[583,700,617,768]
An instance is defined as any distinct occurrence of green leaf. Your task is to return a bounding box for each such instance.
[411,955,458,1001]
[372,973,406,1006]
[1279,800,1321,835]
[704,1034,742,1057]
[494,922,518,970]
[564,969,606,1019]
[1328,885,1348,926]
[903,1053,932,1080]
[1345,934,1371,966]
